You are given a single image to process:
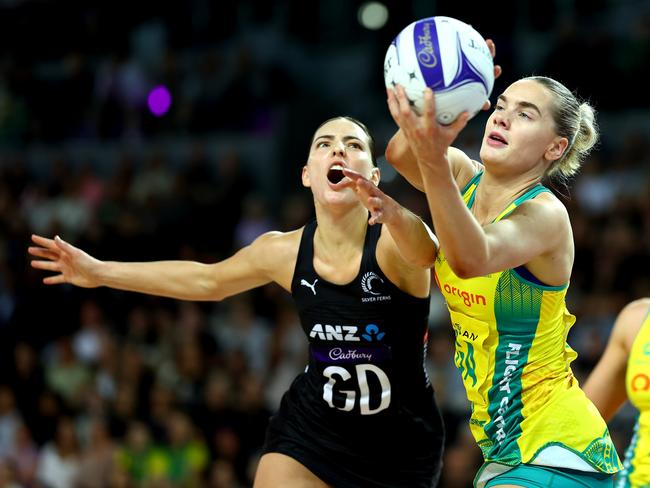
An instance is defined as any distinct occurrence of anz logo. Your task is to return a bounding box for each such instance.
[309,323,385,342]
[362,324,385,341]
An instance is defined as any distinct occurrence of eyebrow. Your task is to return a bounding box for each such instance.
[314,135,364,144]
[497,95,542,116]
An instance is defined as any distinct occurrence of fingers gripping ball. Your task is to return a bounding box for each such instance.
[384,16,494,124]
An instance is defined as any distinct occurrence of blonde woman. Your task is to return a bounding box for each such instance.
[372,76,623,487]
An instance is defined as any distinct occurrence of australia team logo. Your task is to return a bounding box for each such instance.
[360,272,391,303]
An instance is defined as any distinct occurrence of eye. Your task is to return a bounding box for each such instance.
[316,141,330,148]
[494,104,504,111]
[348,142,362,149]
[518,111,531,119]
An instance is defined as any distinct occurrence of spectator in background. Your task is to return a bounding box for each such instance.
[0,387,20,459]
[114,421,160,485]
[44,338,91,408]
[162,410,209,486]
[233,194,276,248]
[5,423,38,488]
[74,419,116,488]
[35,417,80,488]
[264,301,306,411]
[211,294,271,377]
[207,458,243,488]
[73,299,109,366]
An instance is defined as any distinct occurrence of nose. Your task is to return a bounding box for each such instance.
[493,111,509,129]
[331,141,346,156]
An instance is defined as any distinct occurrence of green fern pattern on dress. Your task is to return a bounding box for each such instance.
[582,430,624,473]
[455,341,478,387]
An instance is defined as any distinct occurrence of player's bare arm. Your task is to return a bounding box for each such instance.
[584,298,650,421]
[29,230,301,301]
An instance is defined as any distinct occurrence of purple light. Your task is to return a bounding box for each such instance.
[147,85,172,117]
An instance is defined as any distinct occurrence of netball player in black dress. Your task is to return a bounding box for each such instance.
[30,116,445,487]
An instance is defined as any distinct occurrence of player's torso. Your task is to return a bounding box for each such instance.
[437,172,620,476]
[290,221,434,426]
[434,247,584,458]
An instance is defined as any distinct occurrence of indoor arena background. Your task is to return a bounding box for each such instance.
[0,1,648,487]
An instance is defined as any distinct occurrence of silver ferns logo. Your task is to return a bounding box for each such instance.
[361,272,391,302]
[361,272,383,295]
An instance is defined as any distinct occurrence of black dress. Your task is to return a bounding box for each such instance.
[262,220,444,488]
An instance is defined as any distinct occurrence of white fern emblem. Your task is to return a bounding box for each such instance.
[361,272,383,295]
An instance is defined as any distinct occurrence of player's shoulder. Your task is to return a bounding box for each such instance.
[252,228,303,254]
[516,188,569,223]
[620,298,650,326]
[244,228,303,276]
[613,298,650,347]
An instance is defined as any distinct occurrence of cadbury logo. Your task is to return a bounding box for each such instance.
[417,22,438,68]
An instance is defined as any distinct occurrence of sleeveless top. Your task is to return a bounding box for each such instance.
[433,171,622,487]
[278,219,443,483]
[617,305,650,487]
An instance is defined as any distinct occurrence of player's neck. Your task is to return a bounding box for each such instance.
[483,162,542,188]
[472,170,541,223]
[314,206,368,254]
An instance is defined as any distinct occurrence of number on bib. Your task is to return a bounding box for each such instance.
[322,364,391,415]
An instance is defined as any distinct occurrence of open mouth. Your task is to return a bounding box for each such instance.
[327,165,345,184]
[488,133,507,144]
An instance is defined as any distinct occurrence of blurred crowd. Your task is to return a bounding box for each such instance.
[0,126,647,487]
[0,1,649,487]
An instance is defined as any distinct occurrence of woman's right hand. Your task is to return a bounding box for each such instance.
[29,234,103,287]
[339,168,397,225]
